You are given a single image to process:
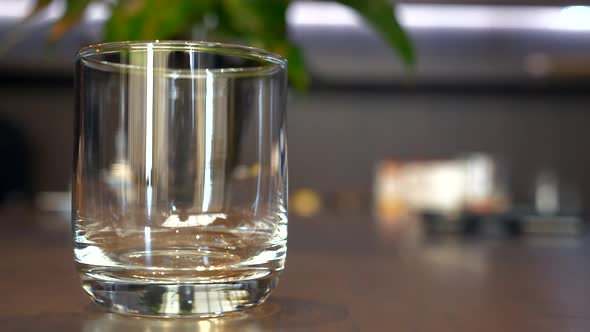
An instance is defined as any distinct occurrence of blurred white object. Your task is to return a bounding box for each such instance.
[535,171,560,215]
[464,154,495,205]
[374,159,466,218]
[560,6,590,30]
[288,2,590,31]
[374,154,508,219]
[36,191,70,212]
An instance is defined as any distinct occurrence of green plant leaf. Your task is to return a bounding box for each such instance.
[337,0,414,66]
[218,0,307,90]
[33,0,414,90]
[49,0,92,41]
[287,44,309,92]
[28,0,53,18]
[104,0,212,41]
[220,0,289,39]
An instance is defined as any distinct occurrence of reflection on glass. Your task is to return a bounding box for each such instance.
[81,297,353,332]
[74,41,288,316]
[82,313,269,332]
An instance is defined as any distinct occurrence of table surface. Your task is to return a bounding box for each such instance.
[2,206,590,332]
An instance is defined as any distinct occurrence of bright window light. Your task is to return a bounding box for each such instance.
[2,1,590,32]
[287,2,590,31]
[0,0,107,22]
[560,6,590,30]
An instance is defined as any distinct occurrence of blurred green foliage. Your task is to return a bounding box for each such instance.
[34,0,414,90]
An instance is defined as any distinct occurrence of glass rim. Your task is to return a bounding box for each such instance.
[77,40,287,78]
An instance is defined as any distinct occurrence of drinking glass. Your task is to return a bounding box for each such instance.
[73,41,288,317]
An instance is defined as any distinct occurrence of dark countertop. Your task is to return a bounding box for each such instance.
[1,206,590,331]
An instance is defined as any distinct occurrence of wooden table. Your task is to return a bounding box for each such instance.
[2,207,590,331]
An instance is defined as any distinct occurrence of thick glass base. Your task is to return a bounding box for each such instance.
[80,272,280,317]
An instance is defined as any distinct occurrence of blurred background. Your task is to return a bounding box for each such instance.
[1,0,589,238]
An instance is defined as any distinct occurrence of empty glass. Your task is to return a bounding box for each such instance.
[73,41,288,317]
